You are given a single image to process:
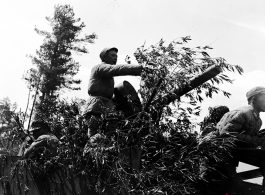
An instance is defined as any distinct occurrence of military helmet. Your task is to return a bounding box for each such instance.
[99,47,118,61]
[29,119,50,132]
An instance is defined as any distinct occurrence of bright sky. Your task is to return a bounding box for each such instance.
[1,0,264,116]
[1,0,265,184]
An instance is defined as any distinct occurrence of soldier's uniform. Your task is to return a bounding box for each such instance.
[217,105,262,148]
[201,86,265,194]
[24,133,59,158]
[81,47,142,140]
[201,106,262,194]
[216,86,265,148]
[23,120,59,158]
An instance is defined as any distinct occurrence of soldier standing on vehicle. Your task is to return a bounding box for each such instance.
[81,47,143,143]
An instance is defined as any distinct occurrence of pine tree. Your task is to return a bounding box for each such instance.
[25,4,97,121]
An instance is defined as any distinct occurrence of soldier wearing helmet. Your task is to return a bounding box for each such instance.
[23,119,59,159]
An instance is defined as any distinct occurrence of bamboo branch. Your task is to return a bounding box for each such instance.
[27,76,41,131]
[23,85,31,126]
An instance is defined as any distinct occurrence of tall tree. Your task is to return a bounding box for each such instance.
[25,4,97,121]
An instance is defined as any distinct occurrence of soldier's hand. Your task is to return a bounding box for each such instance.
[251,136,261,145]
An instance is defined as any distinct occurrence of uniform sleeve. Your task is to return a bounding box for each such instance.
[94,63,143,77]
[23,135,59,158]
[23,138,47,158]
[217,111,251,142]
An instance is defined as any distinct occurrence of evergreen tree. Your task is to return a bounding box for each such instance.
[24,4,97,121]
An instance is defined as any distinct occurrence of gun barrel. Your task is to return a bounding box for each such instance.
[174,65,222,97]
[164,65,222,104]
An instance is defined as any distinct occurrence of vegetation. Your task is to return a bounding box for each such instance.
[11,37,242,194]
[0,5,244,194]
[0,97,24,155]
[24,4,97,124]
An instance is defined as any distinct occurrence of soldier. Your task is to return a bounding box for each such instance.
[23,120,59,159]
[217,86,265,148]
[80,47,144,194]
[81,47,143,144]
[200,87,265,195]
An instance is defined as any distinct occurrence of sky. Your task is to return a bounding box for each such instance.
[1,0,265,183]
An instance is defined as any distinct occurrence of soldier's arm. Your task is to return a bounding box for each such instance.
[23,138,47,158]
[94,63,143,77]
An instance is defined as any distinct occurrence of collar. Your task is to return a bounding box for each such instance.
[249,105,260,119]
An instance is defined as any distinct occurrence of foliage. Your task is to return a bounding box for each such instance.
[0,97,25,155]
[200,105,230,136]
[6,36,242,194]
[15,37,241,194]
[0,97,18,133]
[19,101,235,195]
[136,37,242,105]
[24,4,97,122]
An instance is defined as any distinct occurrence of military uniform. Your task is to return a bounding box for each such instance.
[24,133,59,157]
[83,63,142,114]
[82,62,142,138]
[201,87,265,194]
[217,105,262,148]
[23,120,59,158]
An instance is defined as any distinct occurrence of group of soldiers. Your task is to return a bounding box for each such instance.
[17,47,265,193]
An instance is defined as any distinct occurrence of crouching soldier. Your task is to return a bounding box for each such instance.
[201,86,265,195]
[217,86,265,148]
[23,119,59,159]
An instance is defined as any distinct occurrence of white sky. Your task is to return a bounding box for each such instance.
[0,0,264,114]
[1,0,265,183]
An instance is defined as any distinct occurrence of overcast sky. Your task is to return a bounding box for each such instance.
[1,0,265,184]
[1,0,264,117]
